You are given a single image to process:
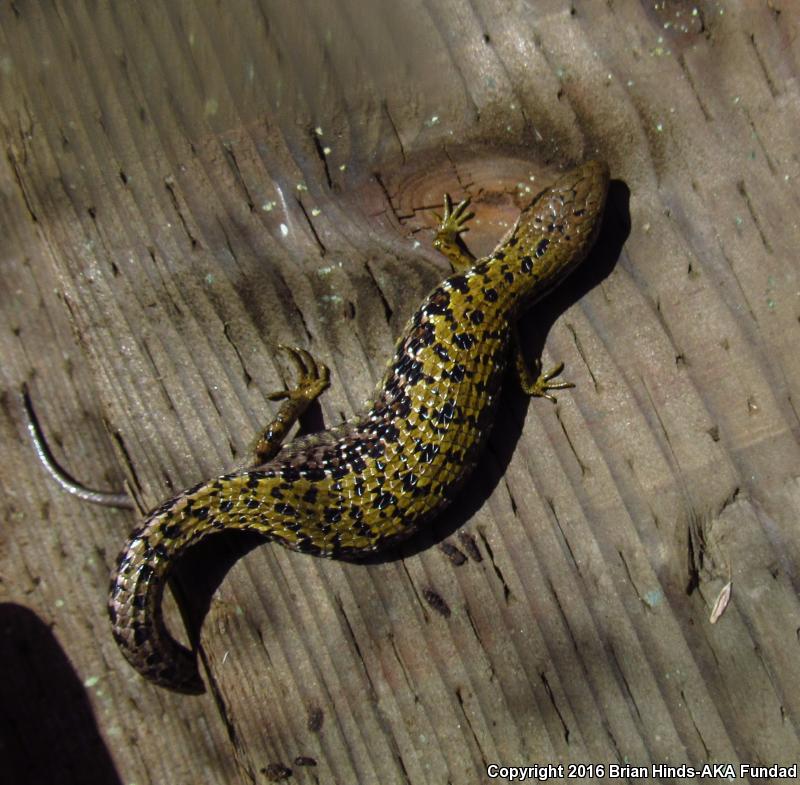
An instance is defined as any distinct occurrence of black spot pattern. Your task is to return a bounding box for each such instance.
[454,332,476,351]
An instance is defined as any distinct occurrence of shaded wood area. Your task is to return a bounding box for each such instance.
[2,1,800,783]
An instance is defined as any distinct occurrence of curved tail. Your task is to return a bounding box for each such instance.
[108,476,253,694]
[109,506,205,693]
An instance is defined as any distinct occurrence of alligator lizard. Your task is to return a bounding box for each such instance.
[107,160,609,692]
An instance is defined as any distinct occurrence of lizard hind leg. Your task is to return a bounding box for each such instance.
[249,346,331,466]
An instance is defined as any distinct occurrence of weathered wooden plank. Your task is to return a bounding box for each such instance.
[2,1,800,784]
[0,149,247,784]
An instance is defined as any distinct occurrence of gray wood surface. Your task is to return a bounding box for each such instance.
[2,2,799,784]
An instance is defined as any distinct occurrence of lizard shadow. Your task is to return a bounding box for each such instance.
[174,179,631,657]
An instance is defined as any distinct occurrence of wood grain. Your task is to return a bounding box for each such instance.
[2,1,800,783]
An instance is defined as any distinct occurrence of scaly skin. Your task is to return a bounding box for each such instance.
[109,160,609,693]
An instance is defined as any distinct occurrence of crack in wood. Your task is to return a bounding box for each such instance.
[202,660,255,779]
[454,686,489,771]
[463,604,483,651]
[363,261,394,324]
[309,128,333,189]
[164,177,199,249]
[607,640,643,724]
[544,575,581,661]
[395,752,413,785]
[680,688,711,758]
[372,170,404,223]
[546,497,579,571]
[204,380,224,418]
[397,561,423,615]
[387,632,418,700]
[222,322,253,386]
[717,241,758,323]
[744,111,778,175]
[554,409,588,476]
[334,594,379,704]
[381,100,406,163]
[748,33,779,99]
[651,296,684,366]
[442,147,468,192]
[221,142,256,212]
[566,322,599,391]
[617,549,646,607]
[736,179,773,254]
[676,54,713,124]
[540,671,571,743]
[112,429,143,499]
[477,529,511,603]
[502,477,518,516]
[140,337,176,411]
[292,299,314,343]
[6,148,38,223]
[295,196,327,256]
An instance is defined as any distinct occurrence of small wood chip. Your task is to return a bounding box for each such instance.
[458,531,483,562]
[709,581,732,624]
[439,541,467,565]
[422,588,451,618]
